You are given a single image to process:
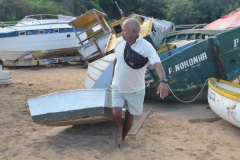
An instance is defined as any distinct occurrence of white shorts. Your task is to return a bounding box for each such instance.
[111,85,145,115]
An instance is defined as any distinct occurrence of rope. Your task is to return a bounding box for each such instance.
[167,78,209,103]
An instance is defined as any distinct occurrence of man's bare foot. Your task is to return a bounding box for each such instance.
[114,127,123,147]
[121,140,128,148]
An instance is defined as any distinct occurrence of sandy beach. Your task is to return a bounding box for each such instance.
[0,65,240,160]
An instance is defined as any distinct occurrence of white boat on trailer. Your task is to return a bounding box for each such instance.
[0,14,87,66]
[208,77,240,128]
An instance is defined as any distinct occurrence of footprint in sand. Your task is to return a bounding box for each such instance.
[200,150,213,157]
[4,148,22,157]
[207,144,217,152]
[207,129,214,135]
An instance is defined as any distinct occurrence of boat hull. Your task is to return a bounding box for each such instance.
[78,33,112,62]
[27,89,112,126]
[0,23,85,61]
[208,78,240,128]
[145,28,240,102]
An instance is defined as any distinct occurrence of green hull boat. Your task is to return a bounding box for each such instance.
[145,28,240,102]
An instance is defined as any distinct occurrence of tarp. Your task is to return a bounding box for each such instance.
[204,8,240,29]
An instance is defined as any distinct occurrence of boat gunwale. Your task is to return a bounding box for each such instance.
[208,77,240,102]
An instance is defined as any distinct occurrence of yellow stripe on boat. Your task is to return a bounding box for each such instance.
[208,77,240,102]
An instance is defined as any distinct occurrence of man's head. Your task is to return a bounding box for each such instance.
[121,18,140,44]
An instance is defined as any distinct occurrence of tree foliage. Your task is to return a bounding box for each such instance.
[0,0,240,25]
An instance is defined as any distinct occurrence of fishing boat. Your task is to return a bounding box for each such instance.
[27,89,112,126]
[145,28,240,102]
[69,9,112,62]
[0,14,86,66]
[70,9,173,62]
[104,14,173,54]
[208,77,240,128]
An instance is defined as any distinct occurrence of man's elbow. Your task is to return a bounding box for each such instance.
[153,62,162,69]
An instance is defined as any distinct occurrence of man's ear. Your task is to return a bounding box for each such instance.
[132,29,136,35]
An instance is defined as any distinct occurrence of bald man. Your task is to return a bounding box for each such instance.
[111,18,169,147]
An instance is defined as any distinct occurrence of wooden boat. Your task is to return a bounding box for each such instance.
[208,77,240,128]
[70,9,173,62]
[27,89,112,126]
[145,28,240,102]
[104,15,173,54]
[70,9,112,62]
[83,27,240,103]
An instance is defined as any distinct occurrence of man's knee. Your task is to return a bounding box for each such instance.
[112,107,122,117]
[125,109,134,119]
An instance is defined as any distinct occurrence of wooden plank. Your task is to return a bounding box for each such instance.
[36,115,112,126]
[128,107,152,136]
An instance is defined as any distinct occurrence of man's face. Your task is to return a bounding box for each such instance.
[121,22,133,42]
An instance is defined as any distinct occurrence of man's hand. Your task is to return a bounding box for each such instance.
[156,82,169,99]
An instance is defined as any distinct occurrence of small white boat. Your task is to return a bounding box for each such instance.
[0,14,87,63]
[208,77,240,128]
[27,89,112,126]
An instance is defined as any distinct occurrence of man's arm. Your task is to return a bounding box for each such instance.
[153,62,169,99]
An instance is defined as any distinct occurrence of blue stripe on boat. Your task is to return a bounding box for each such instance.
[0,31,19,38]
[0,28,83,38]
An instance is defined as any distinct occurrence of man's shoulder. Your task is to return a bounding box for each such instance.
[138,38,156,52]
[116,36,124,43]
[139,37,153,46]
[115,37,126,48]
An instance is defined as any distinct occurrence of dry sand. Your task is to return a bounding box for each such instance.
[0,65,240,160]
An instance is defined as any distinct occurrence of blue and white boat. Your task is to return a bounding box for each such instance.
[0,14,86,62]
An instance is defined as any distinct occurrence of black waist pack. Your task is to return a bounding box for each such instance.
[124,42,148,69]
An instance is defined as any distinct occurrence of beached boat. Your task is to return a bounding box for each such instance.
[70,9,173,62]
[27,89,112,126]
[69,9,112,62]
[145,28,240,102]
[0,14,86,65]
[104,14,173,54]
[208,77,240,128]
[204,8,240,29]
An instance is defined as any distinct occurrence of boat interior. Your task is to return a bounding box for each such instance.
[209,78,240,99]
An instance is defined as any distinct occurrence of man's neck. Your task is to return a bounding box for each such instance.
[128,35,139,45]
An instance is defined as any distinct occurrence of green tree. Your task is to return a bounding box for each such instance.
[163,0,201,24]
[137,0,166,19]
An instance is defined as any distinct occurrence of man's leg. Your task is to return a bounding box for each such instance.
[112,107,123,147]
[122,109,133,146]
